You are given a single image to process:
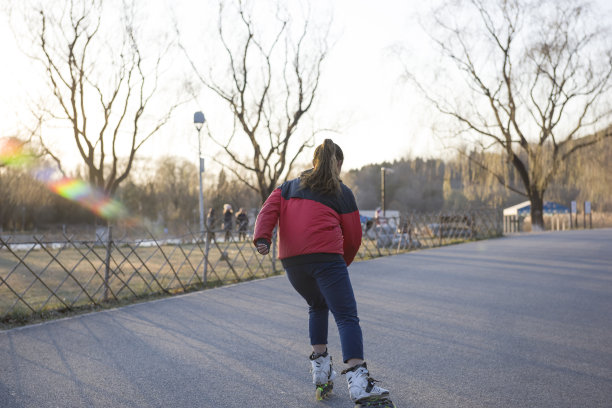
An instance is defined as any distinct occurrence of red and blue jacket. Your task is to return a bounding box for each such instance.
[253,177,362,267]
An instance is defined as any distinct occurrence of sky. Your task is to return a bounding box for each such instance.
[1,0,611,175]
[0,0,440,174]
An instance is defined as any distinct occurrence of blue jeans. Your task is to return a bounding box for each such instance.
[284,260,363,363]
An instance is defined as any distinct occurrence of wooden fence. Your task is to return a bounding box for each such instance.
[503,211,612,233]
[0,209,502,326]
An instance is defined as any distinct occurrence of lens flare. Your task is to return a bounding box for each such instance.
[46,177,129,220]
[2,136,132,222]
[0,137,34,167]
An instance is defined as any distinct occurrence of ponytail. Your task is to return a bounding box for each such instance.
[300,139,344,195]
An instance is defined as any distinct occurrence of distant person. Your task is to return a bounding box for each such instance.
[235,208,249,241]
[253,139,394,406]
[222,204,233,241]
[206,208,216,242]
[374,207,382,225]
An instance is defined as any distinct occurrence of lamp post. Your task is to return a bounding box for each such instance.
[381,167,387,217]
[381,166,394,217]
[194,111,208,285]
[193,111,205,235]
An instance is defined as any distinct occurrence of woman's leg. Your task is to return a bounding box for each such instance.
[311,260,363,364]
[285,264,329,349]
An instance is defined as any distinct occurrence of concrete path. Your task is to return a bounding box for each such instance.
[1,229,611,408]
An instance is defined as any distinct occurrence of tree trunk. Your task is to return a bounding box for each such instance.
[529,189,545,231]
[259,184,276,206]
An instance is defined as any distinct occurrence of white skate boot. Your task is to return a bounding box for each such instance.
[343,363,394,407]
[309,350,337,400]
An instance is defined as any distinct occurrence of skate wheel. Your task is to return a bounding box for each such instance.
[315,382,333,401]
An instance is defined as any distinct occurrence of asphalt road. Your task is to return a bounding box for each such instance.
[1,229,611,408]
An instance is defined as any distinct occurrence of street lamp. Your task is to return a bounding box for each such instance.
[381,166,394,217]
[193,111,205,236]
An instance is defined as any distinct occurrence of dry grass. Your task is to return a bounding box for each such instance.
[1,210,503,328]
[0,239,278,327]
[0,235,431,327]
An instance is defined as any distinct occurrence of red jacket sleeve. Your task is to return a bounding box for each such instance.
[253,188,281,245]
[339,210,362,266]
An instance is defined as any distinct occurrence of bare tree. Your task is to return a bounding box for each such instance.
[181,0,330,203]
[14,0,182,196]
[406,0,612,228]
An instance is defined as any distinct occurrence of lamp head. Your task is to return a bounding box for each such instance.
[194,111,205,131]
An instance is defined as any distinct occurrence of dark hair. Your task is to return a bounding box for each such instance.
[299,139,344,195]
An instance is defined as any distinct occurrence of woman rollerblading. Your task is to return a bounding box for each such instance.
[254,139,395,407]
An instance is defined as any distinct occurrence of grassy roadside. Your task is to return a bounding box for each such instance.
[1,231,498,330]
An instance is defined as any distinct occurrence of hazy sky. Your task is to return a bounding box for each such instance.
[1,0,611,174]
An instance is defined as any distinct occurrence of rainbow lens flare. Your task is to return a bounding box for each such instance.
[2,137,133,222]
[0,137,34,167]
[47,178,129,220]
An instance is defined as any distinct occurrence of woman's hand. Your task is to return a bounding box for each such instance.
[255,239,270,255]
[256,243,269,255]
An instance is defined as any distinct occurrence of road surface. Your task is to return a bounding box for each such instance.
[1,229,611,407]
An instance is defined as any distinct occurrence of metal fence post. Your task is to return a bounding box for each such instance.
[203,232,210,286]
[103,224,112,302]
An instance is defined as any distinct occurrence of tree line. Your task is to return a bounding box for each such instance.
[346,134,612,214]
[0,155,262,233]
[2,135,610,233]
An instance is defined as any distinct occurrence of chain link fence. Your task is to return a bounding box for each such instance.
[0,209,502,326]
